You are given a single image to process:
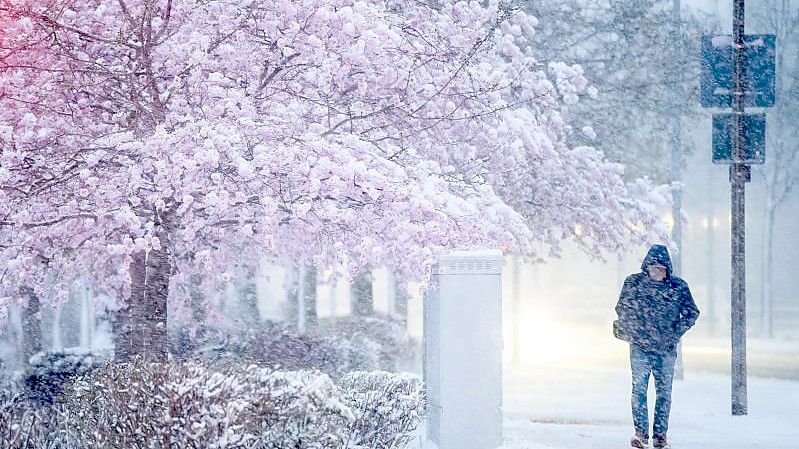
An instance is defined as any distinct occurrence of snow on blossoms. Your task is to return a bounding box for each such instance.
[0,0,667,357]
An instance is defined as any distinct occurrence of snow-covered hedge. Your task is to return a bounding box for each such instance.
[339,371,427,449]
[0,389,61,448]
[173,316,415,378]
[59,358,171,448]
[23,350,99,404]
[313,315,416,373]
[173,321,362,377]
[54,359,425,448]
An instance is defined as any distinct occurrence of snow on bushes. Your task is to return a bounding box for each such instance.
[52,359,425,448]
[0,389,63,448]
[339,371,427,449]
[22,350,99,404]
[59,358,170,448]
[314,315,416,373]
[252,369,354,447]
[172,316,415,379]
[179,321,356,376]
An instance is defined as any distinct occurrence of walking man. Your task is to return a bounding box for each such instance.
[614,245,700,449]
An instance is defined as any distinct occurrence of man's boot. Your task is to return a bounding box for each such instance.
[631,432,649,448]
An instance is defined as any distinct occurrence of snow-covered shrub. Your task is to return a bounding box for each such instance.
[167,362,260,448]
[168,362,350,448]
[172,320,369,378]
[23,350,99,405]
[58,357,170,449]
[313,315,416,372]
[175,316,416,379]
[0,389,64,449]
[250,369,354,448]
[236,322,350,375]
[56,359,425,448]
[319,332,382,374]
[339,371,427,449]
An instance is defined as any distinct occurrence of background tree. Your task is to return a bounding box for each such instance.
[286,265,318,332]
[750,1,799,338]
[524,0,713,182]
[0,0,667,361]
[19,286,41,364]
[237,264,260,327]
[351,273,374,317]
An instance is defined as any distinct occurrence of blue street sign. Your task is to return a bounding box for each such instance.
[701,35,776,108]
[712,113,766,164]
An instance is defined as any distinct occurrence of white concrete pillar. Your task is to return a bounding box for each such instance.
[424,250,504,449]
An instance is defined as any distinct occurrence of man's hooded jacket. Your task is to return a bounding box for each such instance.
[614,245,700,353]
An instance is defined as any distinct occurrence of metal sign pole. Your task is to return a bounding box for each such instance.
[701,0,774,417]
[730,0,748,416]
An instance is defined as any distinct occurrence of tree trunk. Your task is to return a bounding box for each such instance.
[297,266,306,332]
[111,306,131,361]
[57,287,81,348]
[144,225,170,363]
[115,251,146,362]
[189,273,207,333]
[286,267,300,328]
[20,286,42,365]
[115,240,170,363]
[239,264,260,327]
[394,279,409,326]
[49,301,63,351]
[760,199,776,338]
[351,272,373,316]
[389,272,409,326]
[304,267,318,328]
[286,266,317,332]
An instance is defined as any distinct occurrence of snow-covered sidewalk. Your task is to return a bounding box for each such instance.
[407,327,799,449]
[503,365,798,449]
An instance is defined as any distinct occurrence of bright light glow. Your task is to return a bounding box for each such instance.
[662,213,675,232]
[517,313,574,363]
[514,309,624,368]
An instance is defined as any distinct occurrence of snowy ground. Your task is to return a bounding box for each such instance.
[409,329,799,449]
[503,366,797,449]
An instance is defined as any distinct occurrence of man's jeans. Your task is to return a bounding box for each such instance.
[630,344,677,438]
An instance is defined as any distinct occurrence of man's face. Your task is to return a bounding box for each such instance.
[648,263,667,282]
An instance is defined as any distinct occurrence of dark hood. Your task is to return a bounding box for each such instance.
[640,244,673,277]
